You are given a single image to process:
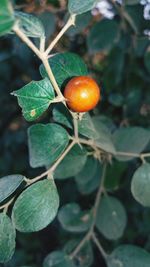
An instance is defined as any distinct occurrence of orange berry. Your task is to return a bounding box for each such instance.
[64,76,100,113]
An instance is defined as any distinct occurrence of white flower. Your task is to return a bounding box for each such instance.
[141,0,150,4]
[92,0,115,19]
[144,3,150,19]
[92,0,150,22]
[144,29,150,36]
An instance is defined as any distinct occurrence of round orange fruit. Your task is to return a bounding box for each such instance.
[64,76,100,113]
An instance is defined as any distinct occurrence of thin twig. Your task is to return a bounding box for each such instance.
[76,134,150,162]
[0,197,15,212]
[73,114,79,140]
[91,162,107,231]
[123,10,138,34]
[42,57,65,98]
[92,233,108,259]
[115,151,140,157]
[70,232,91,260]
[50,140,76,173]
[142,153,150,158]
[13,24,43,59]
[72,135,150,161]
[115,151,150,163]
[78,137,95,146]
[40,36,46,52]
[45,14,76,55]
[25,140,76,185]
[13,24,65,99]
[140,155,146,164]
[70,163,107,260]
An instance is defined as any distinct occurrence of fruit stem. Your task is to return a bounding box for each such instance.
[73,113,79,139]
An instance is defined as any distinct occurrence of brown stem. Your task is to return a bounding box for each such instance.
[92,233,108,259]
[70,162,107,259]
[91,162,107,231]
[42,57,65,98]
[25,140,76,185]
[13,24,43,59]
[45,14,76,55]
[0,197,15,212]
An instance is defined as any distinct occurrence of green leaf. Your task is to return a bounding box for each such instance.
[68,0,97,15]
[53,104,73,129]
[107,245,150,267]
[96,195,127,240]
[134,37,149,57]
[0,0,14,36]
[78,113,100,140]
[92,116,116,154]
[38,11,56,40]
[54,145,87,179]
[75,157,101,195]
[12,180,59,232]
[144,50,150,73]
[75,156,99,184]
[15,11,45,38]
[12,78,55,121]
[40,52,88,88]
[104,162,127,190]
[125,88,142,115]
[58,203,92,233]
[43,251,75,267]
[109,93,124,107]
[103,48,125,89]
[113,127,150,161]
[87,19,120,53]
[131,163,150,207]
[125,4,145,34]
[0,213,16,263]
[0,174,24,203]
[28,123,69,168]
[64,239,93,267]
[125,0,140,5]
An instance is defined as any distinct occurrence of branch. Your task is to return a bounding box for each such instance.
[0,197,15,212]
[70,232,91,260]
[40,36,46,52]
[45,14,76,56]
[0,141,76,211]
[115,151,140,158]
[91,162,107,231]
[92,233,108,259]
[122,10,138,34]
[42,57,65,98]
[73,114,79,140]
[13,24,43,59]
[115,151,150,163]
[13,24,66,99]
[70,162,107,260]
[71,136,150,162]
[139,153,150,158]
[25,140,76,185]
